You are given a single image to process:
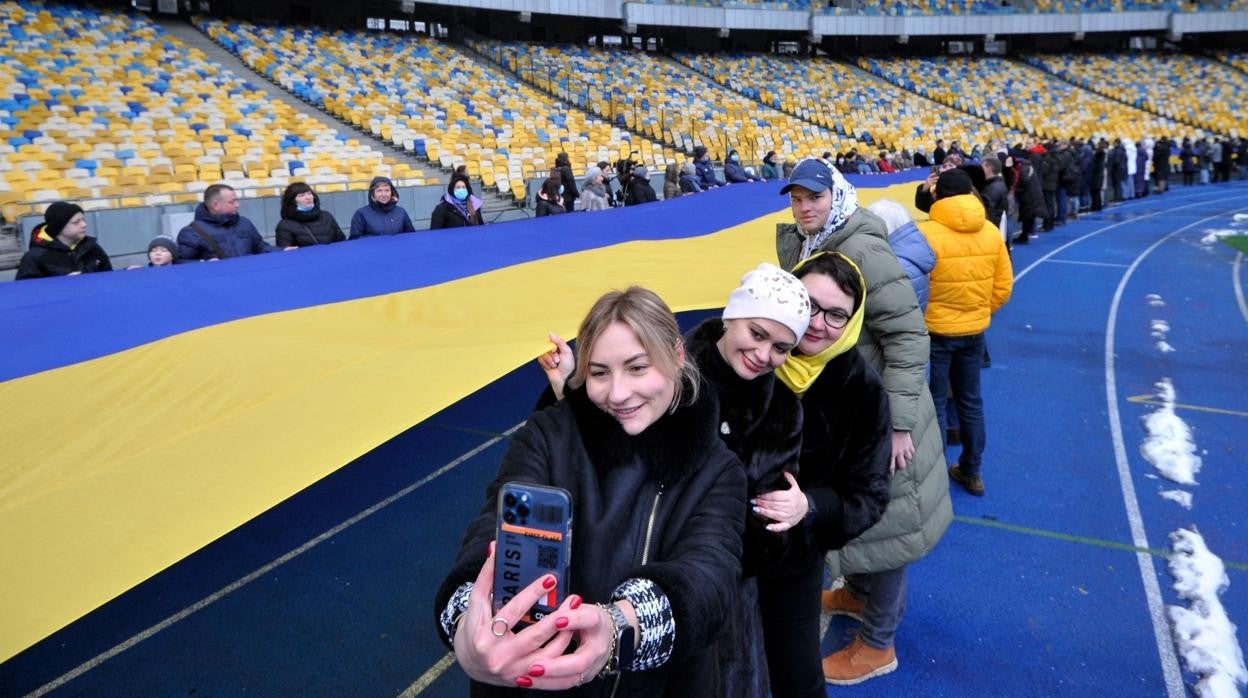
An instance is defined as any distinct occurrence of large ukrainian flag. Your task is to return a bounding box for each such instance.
[0,175,922,662]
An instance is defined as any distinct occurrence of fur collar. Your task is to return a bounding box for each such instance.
[685,320,776,453]
[563,377,720,487]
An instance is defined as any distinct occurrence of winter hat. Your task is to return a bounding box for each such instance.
[722,262,811,343]
[44,202,84,236]
[681,163,696,176]
[935,168,975,199]
[633,165,650,180]
[693,145,708,159]
[147,235,177,259]
[447,173,473,195]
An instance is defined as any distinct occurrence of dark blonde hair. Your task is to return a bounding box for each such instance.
[569,287,699,412]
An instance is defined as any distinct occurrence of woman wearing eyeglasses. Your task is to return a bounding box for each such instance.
[777,159,952,686]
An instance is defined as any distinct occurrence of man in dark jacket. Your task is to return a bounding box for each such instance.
[693,146,722,189]
[626,166,658,206]
[933,139,947,166]
[16,202,113,280]
[1011,147,1047,244]
[981,157,1009,245]
[1153,137,1172,193]
[1078,139,1095,212]
[177,184,283,261]
[1040,143,1061,230]
[1091,139,1109,211]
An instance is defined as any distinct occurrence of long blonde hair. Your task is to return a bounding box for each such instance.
[569,287,699,412]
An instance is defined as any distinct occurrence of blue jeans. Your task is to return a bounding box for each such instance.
[847,566,908,650]
[929,332,986,475]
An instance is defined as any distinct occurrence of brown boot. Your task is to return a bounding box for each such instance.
[820,586,865,620]
[823,636,898,685]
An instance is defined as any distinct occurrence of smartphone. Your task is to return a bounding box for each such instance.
[493,482,573,627]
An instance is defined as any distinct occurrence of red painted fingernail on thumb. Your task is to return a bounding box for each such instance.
[529,665,546,677]
[542,575,557,590]
[515,676,533,688]
[555,617,569,629]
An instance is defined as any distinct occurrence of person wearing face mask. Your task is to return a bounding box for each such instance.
[579,166,611,211]
[693,146,723,189]
[436,287,746,697]
[777,159,951,686]
[723,149,759,184]
[534,177,566,217]
[16,201,113,279]
[430,173,484,229]
[350,176,416,238]
[276,182,345,247]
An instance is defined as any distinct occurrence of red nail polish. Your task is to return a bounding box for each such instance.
[542,575,557,590]
[529,665,546,677]
[569,595,582,610]
[555,617,569,629]
[515,676,533,688]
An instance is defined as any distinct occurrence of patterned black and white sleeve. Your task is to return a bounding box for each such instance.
[439,581,474,643]
[612,577,675,671]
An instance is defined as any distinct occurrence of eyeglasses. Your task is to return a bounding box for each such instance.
[810,301,852,329]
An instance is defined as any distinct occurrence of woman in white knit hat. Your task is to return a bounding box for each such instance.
[538,263,816,697]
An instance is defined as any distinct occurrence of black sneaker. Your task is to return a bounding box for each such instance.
[949,465,985,496]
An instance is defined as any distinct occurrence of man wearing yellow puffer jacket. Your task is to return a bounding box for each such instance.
[917,169,1013,496]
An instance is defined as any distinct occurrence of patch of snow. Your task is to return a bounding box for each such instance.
[1140,379,1200,485]
[1160,490,1193,509]
[1157,341,1176,353]
[1201,229,1240,246]
[1166,528,1248,698]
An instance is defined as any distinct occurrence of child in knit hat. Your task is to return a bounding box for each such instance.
[147,236,177,266]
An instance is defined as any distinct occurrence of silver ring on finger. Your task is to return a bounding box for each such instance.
[490,616,509,637]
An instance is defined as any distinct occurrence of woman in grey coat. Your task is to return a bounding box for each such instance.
[775,158,952,685]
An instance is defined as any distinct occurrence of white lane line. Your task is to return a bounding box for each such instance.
[1235,252,1247,327]
[1043,259,1131,269]
[397,651,457,697]
[1104,208,1248,698]
[24,424,524,698]
[1016,192,1248,283]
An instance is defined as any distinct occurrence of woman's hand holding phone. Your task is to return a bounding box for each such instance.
[455,543,615,689]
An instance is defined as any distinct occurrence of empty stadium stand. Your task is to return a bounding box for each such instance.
[0,1,411,221]
[1022,51,1248,136]
[673,51,1020,154]
[855,55,1189,142]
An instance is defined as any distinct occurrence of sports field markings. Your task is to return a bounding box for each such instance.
[1126,394,1248,418]
[1015,187,1248,284]
[398,651,457,697]
[1043,259,1130,269]
[1235,252,1247,326]
[22,423,525,698]
[953,516,1248,573]
[1103,205,1248,698]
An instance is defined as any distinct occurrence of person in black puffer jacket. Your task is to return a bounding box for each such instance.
[16,201,113,280]
[535,176,567,217]
[276,182,345,247]
[430,173,484,229]
[436,287,745,697]
[625,166,658,206]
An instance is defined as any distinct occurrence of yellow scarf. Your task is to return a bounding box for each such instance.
[775,252,867,397]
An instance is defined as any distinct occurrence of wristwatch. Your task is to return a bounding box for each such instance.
[598,602,636,676]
